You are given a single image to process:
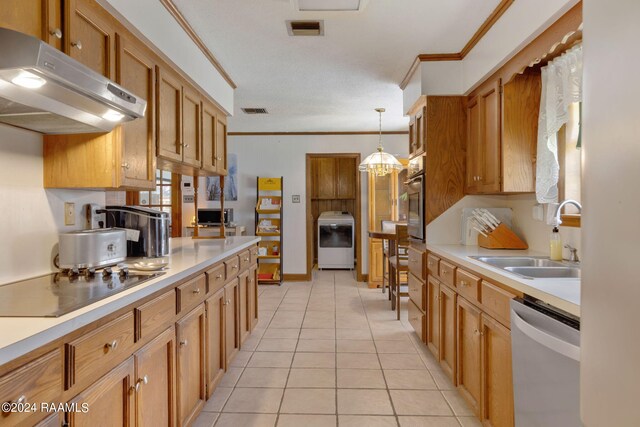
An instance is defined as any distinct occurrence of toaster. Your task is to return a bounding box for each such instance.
[58,228,127,269]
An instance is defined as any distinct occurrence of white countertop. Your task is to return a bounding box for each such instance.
[427,244,580,317]
[0,236,260,366]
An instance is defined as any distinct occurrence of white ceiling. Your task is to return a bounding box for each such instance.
[172,0,501,132]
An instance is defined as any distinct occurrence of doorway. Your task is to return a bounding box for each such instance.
[305,153,362,281]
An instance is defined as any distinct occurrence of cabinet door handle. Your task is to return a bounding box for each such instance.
[49,28,62,39]
[11,395,27,406]
[134,375,149,392]
[244,257,250,262]
[71,40,82,50]
[460,281,469,287]
[217,157,222,161]
[121,162,130,169]
[216,274,223,279]
[179,340,188,347]
[192,288,201,294]
[183,143,190,148]
[105,340,118,351]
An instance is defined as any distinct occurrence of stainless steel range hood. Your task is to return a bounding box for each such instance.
[0,27,146,134]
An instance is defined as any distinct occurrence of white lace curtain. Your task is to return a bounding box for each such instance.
[536,44,583,203]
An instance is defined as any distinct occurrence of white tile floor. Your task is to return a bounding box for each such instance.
[194,269,481,427]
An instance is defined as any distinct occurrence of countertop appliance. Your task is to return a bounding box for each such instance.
[58,228,127,269]
[318,211,354,269]
[510,297,581,427]
[0,267,163,317]
[104,206,170,258]
[0,27,146,134]
[198,208,233,226]
[407,174,424,241]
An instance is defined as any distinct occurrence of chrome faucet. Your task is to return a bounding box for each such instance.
[564,244,580,263]
[554,199,582,226]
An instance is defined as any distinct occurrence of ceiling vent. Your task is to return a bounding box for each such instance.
[287,20,324,36]
[241,108,268,114]
[291,0,368,12]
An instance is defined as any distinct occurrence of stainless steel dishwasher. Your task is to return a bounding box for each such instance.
[510,297,581,426]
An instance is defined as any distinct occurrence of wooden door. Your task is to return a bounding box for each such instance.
[176,305,206,427]
[466,96,481,193]
[201,101,218,173]
[116,34,156,189]
[215,116,227,175]
[439,284,457,383]
[248,265,259,330]
[481,313,514,427]
[65,0,115,78]
[66,357,135,426]
[368,238,384,286]
[182,85,202,167]
[156,66,183,162]
[205,287,225,399]
[134,327,176,427]
[316,158,336,199]
[479,79,502,193]
[426,275,440,358]
[456,297,482,416]
[0,0,62,50]
[224,279,240,367]
[336,157,356,199]
[238,270,249,345]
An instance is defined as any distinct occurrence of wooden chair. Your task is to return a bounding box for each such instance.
[388,224,409,320]
[380,220,397,294]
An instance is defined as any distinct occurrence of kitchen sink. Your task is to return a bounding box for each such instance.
[470,256,580,279]
[504,266,581,279]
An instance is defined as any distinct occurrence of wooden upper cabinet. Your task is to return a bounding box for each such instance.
[116,33,156,189]
[182,84,202,168]
[157,66,183,162]
[0,0,62,50]
[134,327,176,427]
[336,157,356,199]
[466,96,481,194]
[201,101,218,174]
[316,157,337,199]
[66,357,136,427]
[215,115,228,175]
[409,103,426,158]
[479,80,501,193]
[176,304,206,427]
[65,0,115,79]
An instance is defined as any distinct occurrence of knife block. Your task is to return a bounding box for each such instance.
[478,223,528,249]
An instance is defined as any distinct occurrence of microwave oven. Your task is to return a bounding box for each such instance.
[197,208,233,225]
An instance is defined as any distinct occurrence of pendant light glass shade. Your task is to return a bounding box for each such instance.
[359,108,403,176]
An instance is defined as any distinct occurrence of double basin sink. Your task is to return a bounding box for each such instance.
[470,256,580,279]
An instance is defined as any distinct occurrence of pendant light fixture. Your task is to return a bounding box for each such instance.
[359,108,403,176]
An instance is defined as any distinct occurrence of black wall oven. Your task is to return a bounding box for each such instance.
[407,174,424,241]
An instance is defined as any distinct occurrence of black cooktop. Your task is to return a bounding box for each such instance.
[0,268,164,317]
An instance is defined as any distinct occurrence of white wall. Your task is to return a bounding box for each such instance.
[0,125,105,284]
[580,1,640,425]
[183,134,408,277]
[427,193,581,256]
[98,0,234,114]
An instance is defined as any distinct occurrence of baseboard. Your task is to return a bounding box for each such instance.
[360,274,368,283]
[283,274,311,282]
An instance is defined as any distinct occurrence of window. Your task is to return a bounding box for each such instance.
[558,102,582,225]
[138,170,173,216]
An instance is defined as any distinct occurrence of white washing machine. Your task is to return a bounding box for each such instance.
[317,211,354,269]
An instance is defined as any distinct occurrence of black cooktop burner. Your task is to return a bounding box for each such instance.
[0,267,164,317]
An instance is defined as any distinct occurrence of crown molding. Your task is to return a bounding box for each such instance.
[399,0,514,89]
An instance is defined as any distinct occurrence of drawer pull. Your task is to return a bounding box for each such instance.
[105,340,118,351]
[232,265,238,270]
[216,274,223,279]
[12,395,27,405]
[460,281,469,287]
[192,288,201,294]
[179,340,188,347]
[244,257,250,262]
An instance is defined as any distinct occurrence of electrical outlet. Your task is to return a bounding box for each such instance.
[532,204,544,221]
[292,195,301,203]
[64,202,75,226]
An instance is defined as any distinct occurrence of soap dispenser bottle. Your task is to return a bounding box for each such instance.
[550,227,563,261]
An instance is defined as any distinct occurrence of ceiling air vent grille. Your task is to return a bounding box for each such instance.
[241,108,268,114]
[287,20,324,36]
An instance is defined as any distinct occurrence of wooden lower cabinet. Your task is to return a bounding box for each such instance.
[426,275,440,357]
[368,238,384,287]
[407,299,425,342]
[134,327,176,427]
[238,270,249,345]
[456,297,483,416]
[481,314,514,427]
[35,412,64,427]
[66,357,135,426]
[205,287,226,399]
[249,265,258,330]
[176,305,206,427]
[224,279,240,368]
[439,284,457,382]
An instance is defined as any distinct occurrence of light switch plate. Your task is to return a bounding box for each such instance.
[292,195,301,203]
[64,202,75,226]
[532,204,544,221]
[183,195,194,203]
